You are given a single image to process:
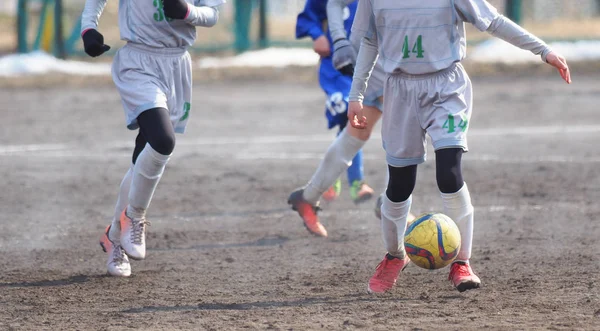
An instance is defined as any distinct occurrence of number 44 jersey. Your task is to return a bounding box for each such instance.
[352,0,499,75]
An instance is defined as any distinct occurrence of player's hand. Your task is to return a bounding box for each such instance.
[82,29,110,57]
[332,39,356,76]
[313,35,331,58]
[348,101,367,129]
[546,51,571,84]
[163,0,189,20]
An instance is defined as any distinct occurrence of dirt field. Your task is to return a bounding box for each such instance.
[0,70,599,330]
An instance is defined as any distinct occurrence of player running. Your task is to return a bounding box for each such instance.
[293,0,375,227]
[289,0,403,238]
[348,0,570,293]
[81,0,224,277]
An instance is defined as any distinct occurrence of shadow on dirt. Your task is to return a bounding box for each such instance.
[0,275,91,288]
[148,235,290,252]
[122,294,416,313]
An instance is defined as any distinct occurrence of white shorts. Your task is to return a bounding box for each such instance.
[363,61,385,111]
[112,43,193,134]
[382,63,472,167]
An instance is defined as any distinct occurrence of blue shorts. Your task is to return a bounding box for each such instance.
[319,58,352,130]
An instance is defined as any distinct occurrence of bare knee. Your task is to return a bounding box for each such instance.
[347,125,372,141]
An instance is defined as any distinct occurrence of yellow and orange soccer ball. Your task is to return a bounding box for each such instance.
[404,213,461,270]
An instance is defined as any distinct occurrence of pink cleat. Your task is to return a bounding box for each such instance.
[448,261,481,292]
[367,253,411,294]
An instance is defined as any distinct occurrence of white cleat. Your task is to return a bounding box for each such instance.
[119,209,149,260]
[99,225,131,277]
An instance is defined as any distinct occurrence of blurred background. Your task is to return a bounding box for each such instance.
[2,0,600,58]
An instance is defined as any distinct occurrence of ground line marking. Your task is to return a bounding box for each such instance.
[2,124,600,156]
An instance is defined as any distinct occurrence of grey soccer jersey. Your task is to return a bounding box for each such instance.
[349,0,552,102]
[81,0,224,48]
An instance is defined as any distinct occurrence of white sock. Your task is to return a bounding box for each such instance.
[303,129,365,204]
[127,144,171,219]
[109,164,134,242]
[381,194,412,258]
[440,183,474,262]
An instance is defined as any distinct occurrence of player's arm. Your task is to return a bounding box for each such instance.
[80,0,110,57]
[327,0,357,75]
[486,16,570,83]
[163,0,224,27]
[348,0,379,129]
[456,0,571,83]
[296,0,329,57]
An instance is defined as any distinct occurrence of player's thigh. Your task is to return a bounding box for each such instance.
[347,104,381,140]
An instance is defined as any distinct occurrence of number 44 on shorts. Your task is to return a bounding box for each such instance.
[442,114,468,133]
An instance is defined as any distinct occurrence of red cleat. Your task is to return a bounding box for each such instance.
[367,253,411,294]
[448,261,481,292]
[288,189,327,237]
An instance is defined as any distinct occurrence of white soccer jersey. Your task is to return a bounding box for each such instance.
[351,0,499,75]
[349,0,552,102]
[81,0,225,48]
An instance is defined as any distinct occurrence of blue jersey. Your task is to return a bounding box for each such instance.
[296,0,358,130]
[296,0,357,58]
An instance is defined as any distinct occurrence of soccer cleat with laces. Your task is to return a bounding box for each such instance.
[287,189,327,237]
[119,209,150,260]
[99,225,131,277]
[322,178,342,202]
[368,253,411,294]
[350,180,374,204]
[448,261,481,292]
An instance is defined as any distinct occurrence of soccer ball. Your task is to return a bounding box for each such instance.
[404,213,461,270]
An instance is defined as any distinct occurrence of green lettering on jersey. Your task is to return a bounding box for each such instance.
[153,0,165,22]
[153,0,172,22]
[402,35,425,59]
[402,35,411,59]
[412,35,425,58]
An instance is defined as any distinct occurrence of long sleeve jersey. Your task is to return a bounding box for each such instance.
[81,0,225,49]
[349,0,553,102]
[326,0,361,46]
[296,0,357,59]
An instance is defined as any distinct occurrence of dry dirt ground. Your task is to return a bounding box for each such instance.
[0,71,599,330]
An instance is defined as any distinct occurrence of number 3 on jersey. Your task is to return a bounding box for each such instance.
[402,35,425,59]
[443,114,468,133]
[153,0,172,22]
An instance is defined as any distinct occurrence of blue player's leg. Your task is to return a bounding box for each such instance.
[346,149,375,204]
[346,149,364,184]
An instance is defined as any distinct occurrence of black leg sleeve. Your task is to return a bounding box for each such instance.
[386,164,418,203]
[435,148,464,194]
